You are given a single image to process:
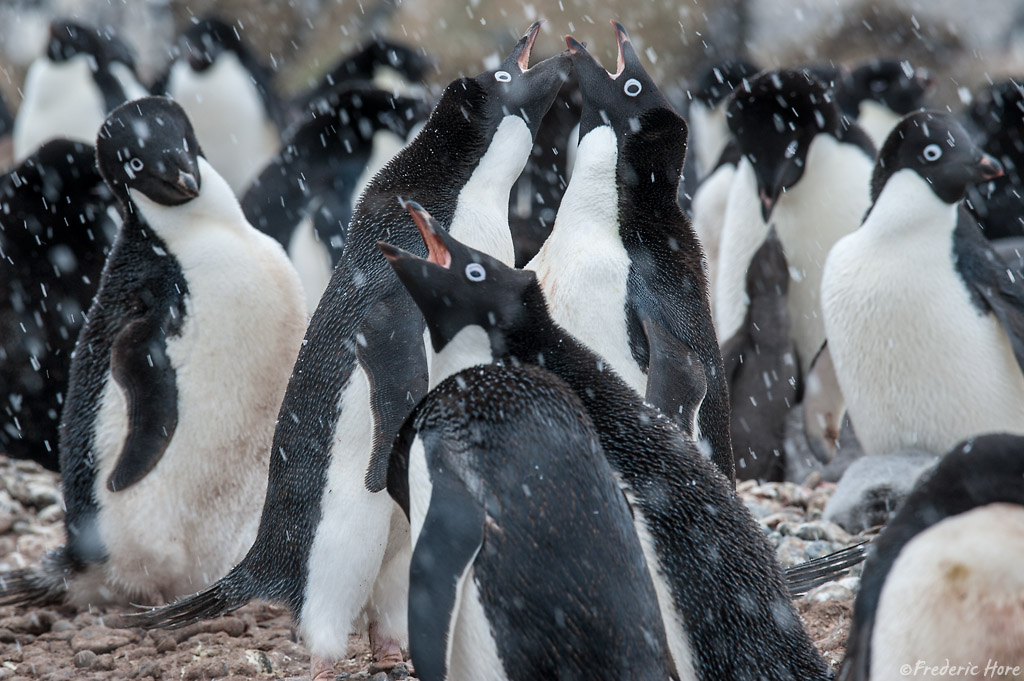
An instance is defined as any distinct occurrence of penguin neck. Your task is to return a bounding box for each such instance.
[542,125,621,247]
[427,325,495,390]
[109,62,149,101]
[447,115,530,266]
[857,99,902,149]
[689,100,729,175]
[128,158,249,248]
[863,169,959,238]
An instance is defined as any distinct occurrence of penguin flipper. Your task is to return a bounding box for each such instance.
[360,296,428,493]
[641,318,707,437]
[106,314,178,493]
[408,474,486,681]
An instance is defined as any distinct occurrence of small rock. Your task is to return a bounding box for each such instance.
[73,650,97,668]
[71,626,133,654]
[153,634,177,653]
[795,523,828,541]
[371,673,389,681]
[804,540,833,560]
[0,512,14,534]
[775,536,808,567]
[92,654,115,671]
[207,616,247,637]
[136,659,158,679]
[50,619,75,633]
[807,582,854,603]
[389,662,412,679]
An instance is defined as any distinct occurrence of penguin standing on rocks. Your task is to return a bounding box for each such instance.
[715,69,876,374]
[0,139,117,472]
[813,111,1024,459]
[161,17,283,194]
[13,19,147,160]
[836,59,933,149]
[0,97,307,607]
[721,229,801,481]
[126,25,570,681]
[838,433,1024,681]
[378,201,846,681]
[389,362,678,681]
[242,87,428,313]
[529,23,733,479]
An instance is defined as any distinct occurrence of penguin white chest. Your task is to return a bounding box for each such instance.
[688,100,729,178]
[528,126,647,394]
[168,55,279,193]
[822,171,1024,456]
[871,504,1024,678]
[857,100,902,150]
[14,56,106,159]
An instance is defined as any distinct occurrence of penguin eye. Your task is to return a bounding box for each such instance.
[923,144,943,162]
[494,70,512,83]
[624,78,643,97]
[465,263,486,282]
[129,157,144,172]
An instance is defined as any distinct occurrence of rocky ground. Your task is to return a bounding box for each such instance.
[0,454,871,680]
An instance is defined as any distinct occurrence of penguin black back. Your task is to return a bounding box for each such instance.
[0,139,115,471]
[389,363,676,681]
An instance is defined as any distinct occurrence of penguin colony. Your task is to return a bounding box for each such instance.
[0,12,1021,681]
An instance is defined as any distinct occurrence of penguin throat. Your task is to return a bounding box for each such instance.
[426,325,494,390]
[545,125,621,243]
[447,116,531,266]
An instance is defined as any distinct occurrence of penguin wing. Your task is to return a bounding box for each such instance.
[360,294,429,493]
[954,210,1024,374]
[408,470,486,681]
[641,318,707,436]
[106,311,179,492]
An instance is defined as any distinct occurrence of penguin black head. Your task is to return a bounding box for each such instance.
[378,201,537,355]
[692,57,760,109]
[728,69,841,220]
[872,111,1003,205]
[838,59,933,118]
[96,97,205,207]
[46,19,105,65]
[567,21,672,142]
[462,21,571,140]
[179,17,248,72]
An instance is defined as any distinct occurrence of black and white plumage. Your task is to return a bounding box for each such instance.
[835,59,933,149]
[389,362,677,681]
[13,19,147,161]
[125,25,570,681]
[378,202,841,681]
[838,433,1024,681]
[0,139,117,472]
[160,17,284,193]
[815,111,1023,459]
[967,78,1024,240]
[529,23,733,479]
[0,96,306,608]
[242,86,429,313]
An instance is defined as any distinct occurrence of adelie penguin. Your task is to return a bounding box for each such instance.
[378,201,850,681]
[528,22,734,479]
[838,433,1024,681]
[966,79,1024,240]
[243,86,429,313]
[125,24,570,681]
[160,16,284,194]
[0,139,117,472]
[811,111,1024,459]
[0,97,307,607]
[13,19,147,160]
[715,69,875,375]
[388,362,677,681]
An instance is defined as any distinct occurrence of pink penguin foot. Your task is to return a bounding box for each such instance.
[368,622,404,673]
[310,656,336,681]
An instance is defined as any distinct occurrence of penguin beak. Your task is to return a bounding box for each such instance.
[404,201,452,268]
[176,170,200,198]
[509,21,543,73]
[914,67,935,90]
[611,20,634,78]
[976,154,1004,181]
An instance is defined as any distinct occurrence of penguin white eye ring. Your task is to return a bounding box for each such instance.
[494,70,512,83]
[124,157,144,178]
[922,144,943,162]
[624,78,643,97]
[465,263,486,282]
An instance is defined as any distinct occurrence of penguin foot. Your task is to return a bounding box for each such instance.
[310,656,336,681]
[368,623,404,672]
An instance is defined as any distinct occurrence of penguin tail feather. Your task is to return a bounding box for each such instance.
[785,541,868,598]
[119,568,253,630]
[0,547,74,607]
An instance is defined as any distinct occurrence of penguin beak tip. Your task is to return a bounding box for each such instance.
[177,170,200,198]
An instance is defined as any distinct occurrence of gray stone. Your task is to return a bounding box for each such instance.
[824,450,939,533]
[73,650,97,668]
[795,522,829,541]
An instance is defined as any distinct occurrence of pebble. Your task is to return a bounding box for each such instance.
[389,662,413,679]
[70,627,133,654]
[73,650,96,668]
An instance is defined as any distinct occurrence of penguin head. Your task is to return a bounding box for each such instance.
[692,57,760,110]
[179,17,247,72]
[567,21,672,143]
[466,21,571,140]
[379,201,537,355]
[361,38,433,84]
[46,19,105,65]
[839,59,933,117]
[728,69,841,220]
[96,97,205,207]
[872,111,1003,204]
